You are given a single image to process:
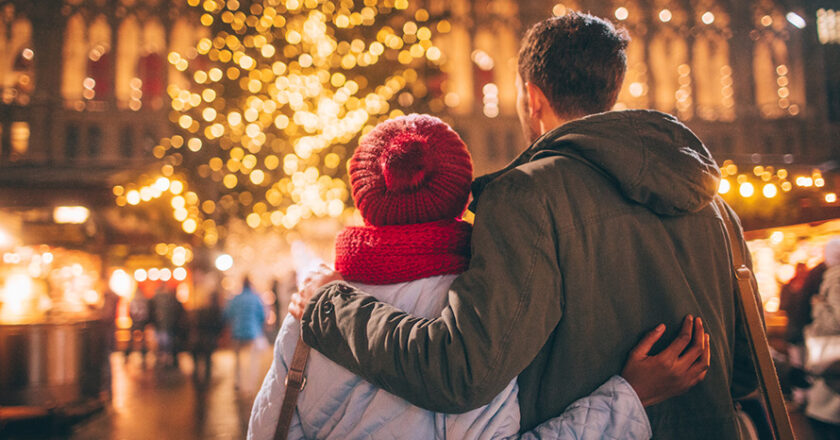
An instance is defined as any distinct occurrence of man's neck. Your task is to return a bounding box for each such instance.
[537,112,567,137]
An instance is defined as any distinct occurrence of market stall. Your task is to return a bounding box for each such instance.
[0,245,109,419]
[746,218,840,334]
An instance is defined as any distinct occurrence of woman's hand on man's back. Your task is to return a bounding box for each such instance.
[621,315,711,407]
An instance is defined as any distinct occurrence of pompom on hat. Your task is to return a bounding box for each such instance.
[349,114,473,226]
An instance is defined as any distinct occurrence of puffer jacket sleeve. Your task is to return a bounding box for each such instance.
[512,376,651,440]
[301,174,565,413]
[248,315,306,440]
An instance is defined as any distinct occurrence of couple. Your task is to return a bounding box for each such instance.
[251,12,756,439]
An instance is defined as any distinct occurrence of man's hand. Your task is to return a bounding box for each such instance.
[288,265,344,320]
[621,315,711,407]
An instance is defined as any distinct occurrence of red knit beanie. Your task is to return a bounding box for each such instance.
[349,114,473,226]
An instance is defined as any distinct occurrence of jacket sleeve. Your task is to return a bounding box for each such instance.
[513,375,652,440]
[301,175,565,413]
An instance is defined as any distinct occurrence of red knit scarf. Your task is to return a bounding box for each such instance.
[335,219,472,285]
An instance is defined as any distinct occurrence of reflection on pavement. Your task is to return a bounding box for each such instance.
[3,349,273,440]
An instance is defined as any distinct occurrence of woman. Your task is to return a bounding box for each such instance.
[249,114,710,439]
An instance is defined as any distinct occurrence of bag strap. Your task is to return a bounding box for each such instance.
[714,198,795,440]
[273,335,311,440]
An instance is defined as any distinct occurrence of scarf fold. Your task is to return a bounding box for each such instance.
[335,219,472,285]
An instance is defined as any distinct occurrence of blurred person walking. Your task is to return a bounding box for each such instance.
[224,277,266,393]
[779,261,827,407]
[125,290,152,366]
[803,239,840,438]
[191,290,224,386]
[99,287,120,399]
[151,285,185,368]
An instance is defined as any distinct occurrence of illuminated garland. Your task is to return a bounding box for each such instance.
[717,159,836,203]
[114,0,449,246]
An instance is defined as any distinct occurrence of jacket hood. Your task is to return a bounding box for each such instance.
[472,110,721,216]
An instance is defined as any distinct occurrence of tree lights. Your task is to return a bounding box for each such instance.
[116,0,448,245]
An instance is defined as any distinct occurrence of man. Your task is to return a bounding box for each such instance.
[293,12,757,438]
[224,277,266,392]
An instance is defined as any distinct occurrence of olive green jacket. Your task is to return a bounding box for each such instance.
[301,110,758,439]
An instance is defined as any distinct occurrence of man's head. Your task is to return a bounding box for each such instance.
[517,12,630,142]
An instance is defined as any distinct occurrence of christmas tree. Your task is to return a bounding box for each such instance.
[115,0,449,247]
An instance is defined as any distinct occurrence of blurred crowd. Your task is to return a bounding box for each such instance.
[777,239,840,439]
[109,274,295,393]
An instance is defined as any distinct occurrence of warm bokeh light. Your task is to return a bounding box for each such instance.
[108,269,134,297]
[215,254,233,271]
[615,7,629,21]
[53,206,90,224]
[740,182,755,198]
[116,0,447,239]
[762,183,778,198]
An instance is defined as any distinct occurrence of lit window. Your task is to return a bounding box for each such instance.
[817,9,840,44]
[10,122,29,159]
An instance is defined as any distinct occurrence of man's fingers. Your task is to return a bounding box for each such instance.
[660,315,694,359]
[629,324,665,359]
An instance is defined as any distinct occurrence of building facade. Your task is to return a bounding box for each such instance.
[0,0,838,221]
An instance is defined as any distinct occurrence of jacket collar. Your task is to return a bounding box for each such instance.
[469,124,569,212]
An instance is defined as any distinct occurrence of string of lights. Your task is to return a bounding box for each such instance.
[114,0,449,246]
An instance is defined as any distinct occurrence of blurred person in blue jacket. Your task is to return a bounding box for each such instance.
[224,277,266,393]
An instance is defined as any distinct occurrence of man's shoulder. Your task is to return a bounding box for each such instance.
[482,154,596,201]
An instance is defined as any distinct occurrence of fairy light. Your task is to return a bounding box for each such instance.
[116,1,448,240]
[615,7,629,21]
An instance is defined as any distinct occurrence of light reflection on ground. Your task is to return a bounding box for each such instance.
[6,349,273,440]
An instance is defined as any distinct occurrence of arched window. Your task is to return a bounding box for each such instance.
[86,15,113,103]
[473,31,500,118]
[140,19,167,108]
[116,15,166,111]
[62,13,87,104]
[610,1,651,111]
[752,0,806,118]
[691,0,734,121]
[436,0,472,115]
[62,12,113,109]
[648,1,692,119]
[0,4,34,105]
[169,17,209,92]
[116,15,140,107]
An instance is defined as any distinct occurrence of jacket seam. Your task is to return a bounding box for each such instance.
[626,112,648,193]
[470,182,546,402]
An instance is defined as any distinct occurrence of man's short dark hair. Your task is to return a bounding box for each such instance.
[518,12,630,119]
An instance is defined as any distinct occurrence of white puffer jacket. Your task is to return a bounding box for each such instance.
[248,275,651,439]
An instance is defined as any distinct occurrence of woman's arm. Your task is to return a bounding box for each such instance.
[515,317,711,440]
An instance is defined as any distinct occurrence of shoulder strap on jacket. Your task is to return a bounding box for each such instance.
[274,335,311,440]
[714,197,794,440]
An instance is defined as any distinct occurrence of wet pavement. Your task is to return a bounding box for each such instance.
[1,348,832,439]
[2,349,273,440]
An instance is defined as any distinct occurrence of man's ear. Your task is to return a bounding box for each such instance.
[525,82,549,120]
